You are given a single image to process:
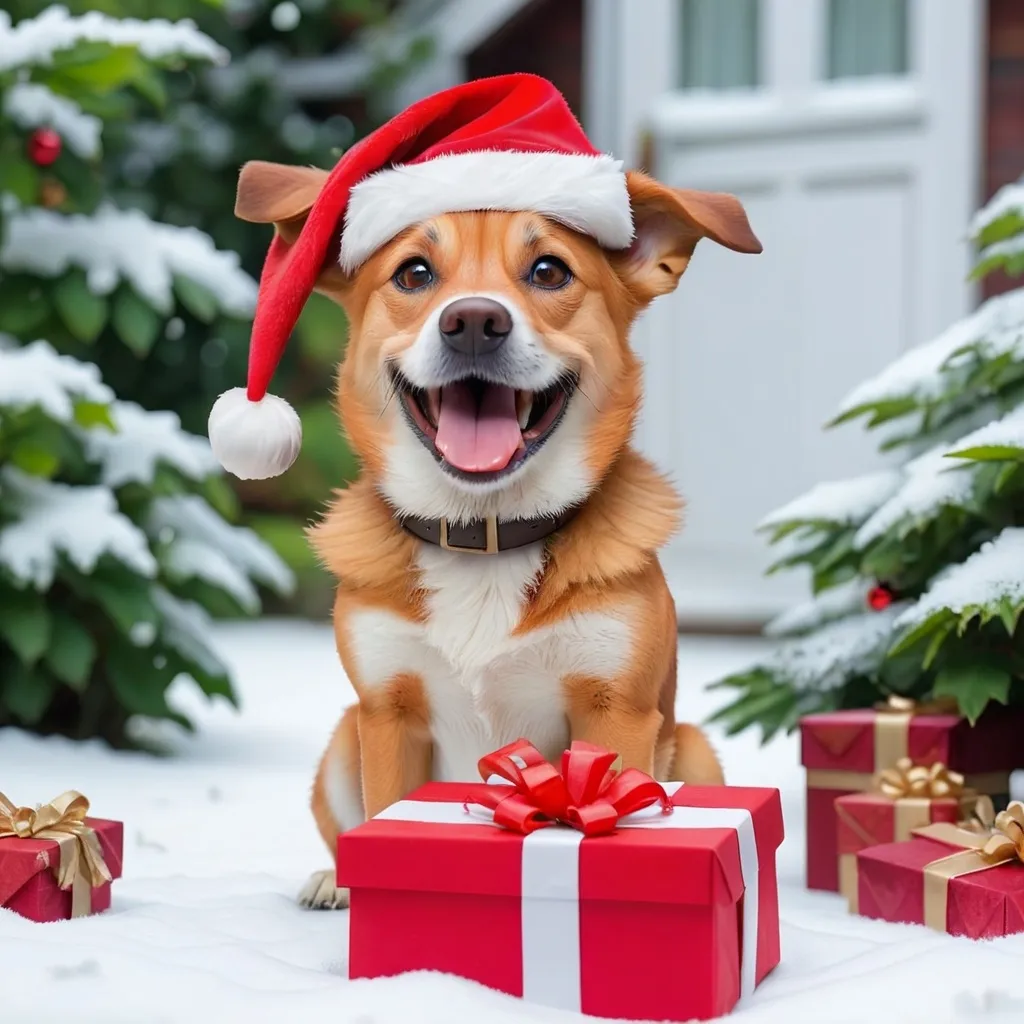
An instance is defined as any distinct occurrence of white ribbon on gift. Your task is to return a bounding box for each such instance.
[373,780,759,1014]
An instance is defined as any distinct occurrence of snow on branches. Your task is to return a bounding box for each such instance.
[0,204,257,316]
[85,402,219,488]
[0,467,157,588]
[758,470,901,533]
[765,604,907,691]
[765,578,872,637]
[3,83,101,158]
[0,339,111,420]
[896,528,1024,632]
[834,288,1024,417]
[0,5,226,74]
[854,443,975,548]
[148,495,294,613]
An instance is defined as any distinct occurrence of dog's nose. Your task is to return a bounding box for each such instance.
[438,297,512,357]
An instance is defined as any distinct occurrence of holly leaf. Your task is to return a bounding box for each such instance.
[73,400,115,431]
[89,575,159,639]
[0,591,52,665]
[113,288,161,356]
[0,156,38,208]
[174,275,219,323]
[10,439,60,478]
[2,662,55,725]
[947,443,1024,463]
[52,270,108,343]
[45,612,97,691]
[933,664,1011,724]
[0,281,47,334]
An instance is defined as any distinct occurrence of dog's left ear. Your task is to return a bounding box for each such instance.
[235,160,328,245]
[615,170,762,304]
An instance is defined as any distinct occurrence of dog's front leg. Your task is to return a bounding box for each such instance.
[564,677,662,777]
[358,674,433,819]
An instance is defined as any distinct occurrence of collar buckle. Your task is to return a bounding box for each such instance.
[439,515,499,555]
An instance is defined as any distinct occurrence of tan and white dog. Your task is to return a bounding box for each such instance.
[221,79,761,909]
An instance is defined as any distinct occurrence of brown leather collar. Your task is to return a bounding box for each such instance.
[399,507,578,554]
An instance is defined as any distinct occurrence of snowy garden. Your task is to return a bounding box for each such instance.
[3,4,1024,1024]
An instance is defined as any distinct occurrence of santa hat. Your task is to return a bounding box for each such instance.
[208,74,634,480]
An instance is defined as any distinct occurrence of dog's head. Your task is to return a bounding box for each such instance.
[236,163,759,522]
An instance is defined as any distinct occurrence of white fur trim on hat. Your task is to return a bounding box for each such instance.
[208,388,302,480]
[339,150,634,272]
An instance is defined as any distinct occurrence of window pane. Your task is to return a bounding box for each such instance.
[679,0,759,90]
[828,0,908,79]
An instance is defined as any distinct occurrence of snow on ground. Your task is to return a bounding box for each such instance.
[1,620,1022,1024]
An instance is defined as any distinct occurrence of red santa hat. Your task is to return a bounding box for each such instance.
[208,73,634,480]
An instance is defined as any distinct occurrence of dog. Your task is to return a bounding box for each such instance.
[230,102,761,911]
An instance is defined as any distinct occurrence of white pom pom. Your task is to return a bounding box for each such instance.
[208,388,302,480]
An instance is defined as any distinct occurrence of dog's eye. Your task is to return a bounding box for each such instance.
[393,259,434,292]
[528,256,572,290]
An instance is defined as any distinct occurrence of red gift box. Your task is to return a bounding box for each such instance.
[855,816,1024,938]
[339,780,783,1022]
[0,792,123,922]
[835,789,962,910]
[800,703,1020,891]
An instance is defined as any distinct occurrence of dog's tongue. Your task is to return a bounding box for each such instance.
[435,382,522,473]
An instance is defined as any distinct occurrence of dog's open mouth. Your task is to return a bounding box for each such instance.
[392,371,576,481]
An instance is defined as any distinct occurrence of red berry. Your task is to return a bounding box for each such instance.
[867,585,894,611]
[28,127,62,167]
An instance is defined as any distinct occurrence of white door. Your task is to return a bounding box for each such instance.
[584,0,983,626]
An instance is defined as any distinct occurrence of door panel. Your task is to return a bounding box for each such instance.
[587,0,982,624]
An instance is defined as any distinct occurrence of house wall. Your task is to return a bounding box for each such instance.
[465,0,584,117]
[985,0,1024,298]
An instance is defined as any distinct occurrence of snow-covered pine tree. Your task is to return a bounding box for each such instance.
[710,181,1024,742]
[0,6,292,744]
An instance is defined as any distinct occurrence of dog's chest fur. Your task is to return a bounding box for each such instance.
[348,542,632,782]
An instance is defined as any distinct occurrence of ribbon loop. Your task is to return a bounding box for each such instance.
[875,757,965,801]
[470,739,671,836]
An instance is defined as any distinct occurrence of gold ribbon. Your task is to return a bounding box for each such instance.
[871,695,957,774]
[0,790,112,918]
[914,801,1024,931]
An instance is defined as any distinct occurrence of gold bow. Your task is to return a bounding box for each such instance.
[0,790,112,917]
[875,758,965,800]
[980,801,1024,865]
[873,694,960,716]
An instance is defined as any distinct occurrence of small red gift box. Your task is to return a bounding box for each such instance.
[836,790,961,910]
[854,812,1024,939]
[800,702,1020,891]
[339,744,784,1022]
[0,791,123,922]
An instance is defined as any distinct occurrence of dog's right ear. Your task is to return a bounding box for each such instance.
[235,161,328,245]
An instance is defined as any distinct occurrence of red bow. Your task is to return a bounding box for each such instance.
[470,739,671,836]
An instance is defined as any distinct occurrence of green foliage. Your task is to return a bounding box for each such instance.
[5,0,428,605]
[712,182,1024,736]
[0,8,293,745]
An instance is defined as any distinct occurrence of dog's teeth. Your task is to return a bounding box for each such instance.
[426,388,441,425]
[517,394,533,429]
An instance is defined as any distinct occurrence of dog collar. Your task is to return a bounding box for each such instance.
[399,508,579,555]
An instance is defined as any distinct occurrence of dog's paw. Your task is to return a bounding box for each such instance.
[298,869,349,910]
